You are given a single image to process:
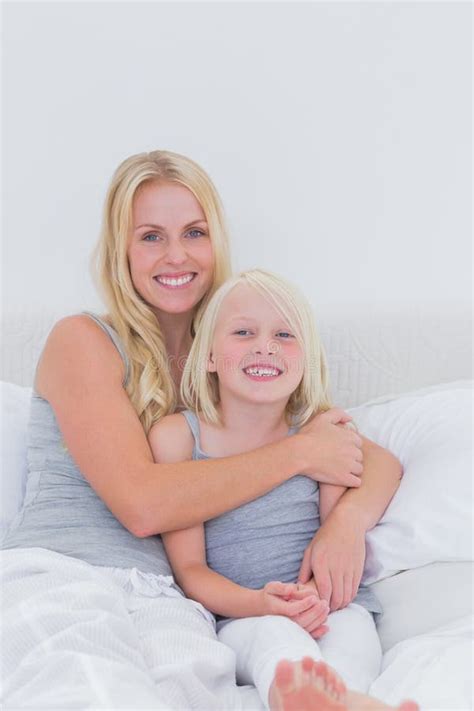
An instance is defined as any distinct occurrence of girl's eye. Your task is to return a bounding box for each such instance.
[234,329,252,336]
[187,229,206,239]
[276,332,294,339]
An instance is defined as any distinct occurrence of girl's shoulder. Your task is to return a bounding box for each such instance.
[148,412,194,463]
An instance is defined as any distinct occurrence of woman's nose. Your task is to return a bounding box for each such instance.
[165,238,187,264]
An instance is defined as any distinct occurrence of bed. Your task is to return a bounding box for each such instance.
[1,305,472,710]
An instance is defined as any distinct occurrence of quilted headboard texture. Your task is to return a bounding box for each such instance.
[1,305,471,408]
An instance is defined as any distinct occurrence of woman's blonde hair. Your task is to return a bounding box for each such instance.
[92,150,232,433]
[180,269,332,428]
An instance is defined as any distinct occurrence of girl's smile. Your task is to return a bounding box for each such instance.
[242,363,283,381]
[208,284,304,407]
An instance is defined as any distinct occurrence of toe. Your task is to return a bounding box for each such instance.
[274,660,296,693]
[399,702,420,711]
[312,661,330,691]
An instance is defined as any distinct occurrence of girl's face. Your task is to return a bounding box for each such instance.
[208,284,305,407]
[127,181,214,318]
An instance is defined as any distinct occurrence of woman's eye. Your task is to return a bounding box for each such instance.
[143,233,160,242]
[187,229,206,239]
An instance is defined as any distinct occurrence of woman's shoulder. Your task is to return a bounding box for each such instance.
[50,314,126,367]
[50,312,112,336]
[41,314,123,365]
[45,313,112,343]
[35,313,126,398]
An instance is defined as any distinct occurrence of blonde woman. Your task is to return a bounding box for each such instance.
[3,151,403,711]
[150,269,418,711]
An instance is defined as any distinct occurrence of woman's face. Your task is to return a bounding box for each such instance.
[128,181,214,318]
[208,284,305,407]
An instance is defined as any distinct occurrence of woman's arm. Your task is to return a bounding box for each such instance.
[36,316,363,537]
[298,435,402,611]
[318,483,347,524]
[330,435,402,530]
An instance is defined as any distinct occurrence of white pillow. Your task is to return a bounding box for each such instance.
[369,561,473,653]
[0,382,32,538]
[348,381,473,585]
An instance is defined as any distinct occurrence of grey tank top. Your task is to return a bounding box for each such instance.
[181,410,382,619]
[2,313,172,577]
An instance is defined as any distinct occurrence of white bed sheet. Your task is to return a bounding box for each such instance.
[370,615,473,710]
[2,547,472,711]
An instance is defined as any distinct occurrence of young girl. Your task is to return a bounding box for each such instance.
[148,269,409,711]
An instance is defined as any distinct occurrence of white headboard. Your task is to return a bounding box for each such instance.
[1,305,471,408]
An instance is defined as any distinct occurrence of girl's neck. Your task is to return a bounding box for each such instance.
[200,391,291,456]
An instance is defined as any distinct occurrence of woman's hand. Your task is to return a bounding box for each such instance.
[298,506,367,612]
[297,409,364,487]
[260,581,330,639]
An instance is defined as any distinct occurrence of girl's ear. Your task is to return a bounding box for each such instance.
[207,353,217,373]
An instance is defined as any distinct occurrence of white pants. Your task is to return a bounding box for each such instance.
[218,604,383,709]
[1,548,263,710]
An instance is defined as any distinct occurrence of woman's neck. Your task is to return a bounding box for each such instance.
[156,311,194,359]
[154,311,194,403]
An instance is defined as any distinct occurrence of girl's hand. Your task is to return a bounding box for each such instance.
[286,581,330,638]
[298,507,366,612]
[260,581,316,617]
[261,581,330,639]
[298,409,363,487]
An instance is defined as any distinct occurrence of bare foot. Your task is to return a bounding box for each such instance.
[268,657,347,711]
[347,689,420,711]
[268,658,420,711]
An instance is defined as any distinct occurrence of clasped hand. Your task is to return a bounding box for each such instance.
[299,408,363,487]
[259,580,330,639]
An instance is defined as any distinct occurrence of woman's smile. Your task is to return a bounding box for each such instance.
[154,271,198,289]
[128,181,214,315]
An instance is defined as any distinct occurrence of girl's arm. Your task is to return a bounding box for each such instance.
[36,316,363,538]
[150,420,324,623]
[162,525,264,618]
[299,435,402,611]
[163,525,323,621]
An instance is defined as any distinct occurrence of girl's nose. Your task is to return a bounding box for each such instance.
[251,339,274,356]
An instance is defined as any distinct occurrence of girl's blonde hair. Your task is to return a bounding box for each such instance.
[181,269,332,428]
[92,149,232,433]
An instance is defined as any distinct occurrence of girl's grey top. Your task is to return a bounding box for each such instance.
[180,409,382,628]
[2,312,172,577]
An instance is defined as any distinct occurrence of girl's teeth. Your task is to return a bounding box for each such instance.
[156,274,194,286]
[245,368,280,377]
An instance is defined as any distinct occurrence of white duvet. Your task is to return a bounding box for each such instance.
[1,547,472,711]
[370,615,473,711]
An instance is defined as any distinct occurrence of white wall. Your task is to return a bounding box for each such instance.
[2,1,472,317]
